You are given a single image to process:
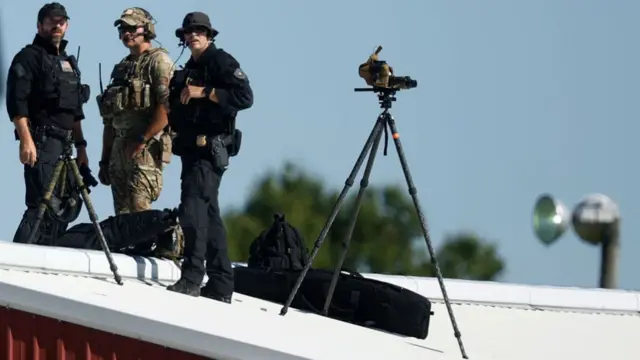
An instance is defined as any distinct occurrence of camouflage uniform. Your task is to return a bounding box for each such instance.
[97,8,183,258]
[98,9,174,214]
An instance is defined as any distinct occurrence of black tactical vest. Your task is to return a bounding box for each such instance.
[168,57,232,135]
[168,66,205,132]
[27,44,87,111]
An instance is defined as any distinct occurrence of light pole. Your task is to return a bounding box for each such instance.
[532,193,621,289]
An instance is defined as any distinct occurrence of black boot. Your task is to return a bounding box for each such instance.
[201,286,232,303]
[167,278,200,297]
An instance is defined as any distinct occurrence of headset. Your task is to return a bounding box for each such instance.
[115,7,156,41]
[136,7,156,41]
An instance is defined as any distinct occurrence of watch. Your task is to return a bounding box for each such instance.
[203,86,214,98]
[74,139,87,148]
[135,134,146,143]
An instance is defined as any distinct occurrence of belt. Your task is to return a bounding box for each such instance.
[113,128,130,138]
[34,125,72,141]
[114,128,164,140]
[178,133,233,148]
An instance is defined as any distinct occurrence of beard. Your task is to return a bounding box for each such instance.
[121,34,142,48]
[43,29,65,45]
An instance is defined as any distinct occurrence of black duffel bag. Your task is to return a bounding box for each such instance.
[53,208,179,253]
[233,266,433,339]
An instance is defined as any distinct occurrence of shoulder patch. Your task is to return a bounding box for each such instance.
[233,68,246,80]
[10,63,27,78]
[59,60,73,73]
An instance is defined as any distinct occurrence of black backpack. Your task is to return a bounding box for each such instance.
[248,213,309,271]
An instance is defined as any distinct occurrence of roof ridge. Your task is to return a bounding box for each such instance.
[1,241,639,314]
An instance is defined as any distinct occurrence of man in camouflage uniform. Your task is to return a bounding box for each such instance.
[97,8,182,258]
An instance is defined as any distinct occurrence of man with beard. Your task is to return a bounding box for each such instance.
[166,12,253,301]
[96,7,181,258]
[5,2,91,245]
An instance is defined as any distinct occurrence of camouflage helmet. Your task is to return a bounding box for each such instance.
[113,7,156,40]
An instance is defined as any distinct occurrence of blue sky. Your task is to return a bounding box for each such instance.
[0,1,638,290]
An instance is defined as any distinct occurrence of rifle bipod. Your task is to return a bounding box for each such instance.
[25,140,123,285]
[278,87,468,359]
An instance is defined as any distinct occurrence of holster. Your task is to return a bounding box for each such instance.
[209,135,230,169]
[172,129,242,170]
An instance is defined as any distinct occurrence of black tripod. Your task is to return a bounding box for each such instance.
[279,86,468,359]
[25,137,123,285]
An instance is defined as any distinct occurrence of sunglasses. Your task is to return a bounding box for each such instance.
[118,25,139,34]
[183,26,209,35]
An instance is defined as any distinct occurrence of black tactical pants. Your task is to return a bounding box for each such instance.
[178,154,233,297]
[13,135,68,245]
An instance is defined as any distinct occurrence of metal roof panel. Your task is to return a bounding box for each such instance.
[0,241,638,359]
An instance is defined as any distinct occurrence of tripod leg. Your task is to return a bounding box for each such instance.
[385,116,468,359]
[321,124,383,316]
[25,160,66,245]
[67,159,123,285]
[279,117,386,316]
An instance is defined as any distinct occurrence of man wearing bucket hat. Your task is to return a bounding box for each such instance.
[96,8,181,258]
[166,12,253,302]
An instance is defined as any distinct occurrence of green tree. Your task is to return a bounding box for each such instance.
[223,162,505,280]
[420,233,505,281]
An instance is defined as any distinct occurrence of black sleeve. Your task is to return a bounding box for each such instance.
[210,50,253,114]
[5,48,38,122]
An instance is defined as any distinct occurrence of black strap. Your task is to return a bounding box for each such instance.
[274,214,297,252]
[303,273,360,321]
[67,55,81,77]
[34,125,72,141]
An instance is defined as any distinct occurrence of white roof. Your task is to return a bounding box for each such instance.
[0,241,639,360]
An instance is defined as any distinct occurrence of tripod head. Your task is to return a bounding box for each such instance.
[354,86,398,111]
[59,137,99,190]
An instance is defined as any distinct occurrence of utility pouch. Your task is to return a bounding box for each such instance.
[103,87,124,113]
[131,79,143,108]
[121,87,130,109]
[142,84,151,108]
[210,136,230,169]
[57,82,79,111]
[80,84,91,104]
[228,129,242,157]
[96,94,110,118]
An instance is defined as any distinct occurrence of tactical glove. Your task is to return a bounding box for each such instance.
[98,160,110,186]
